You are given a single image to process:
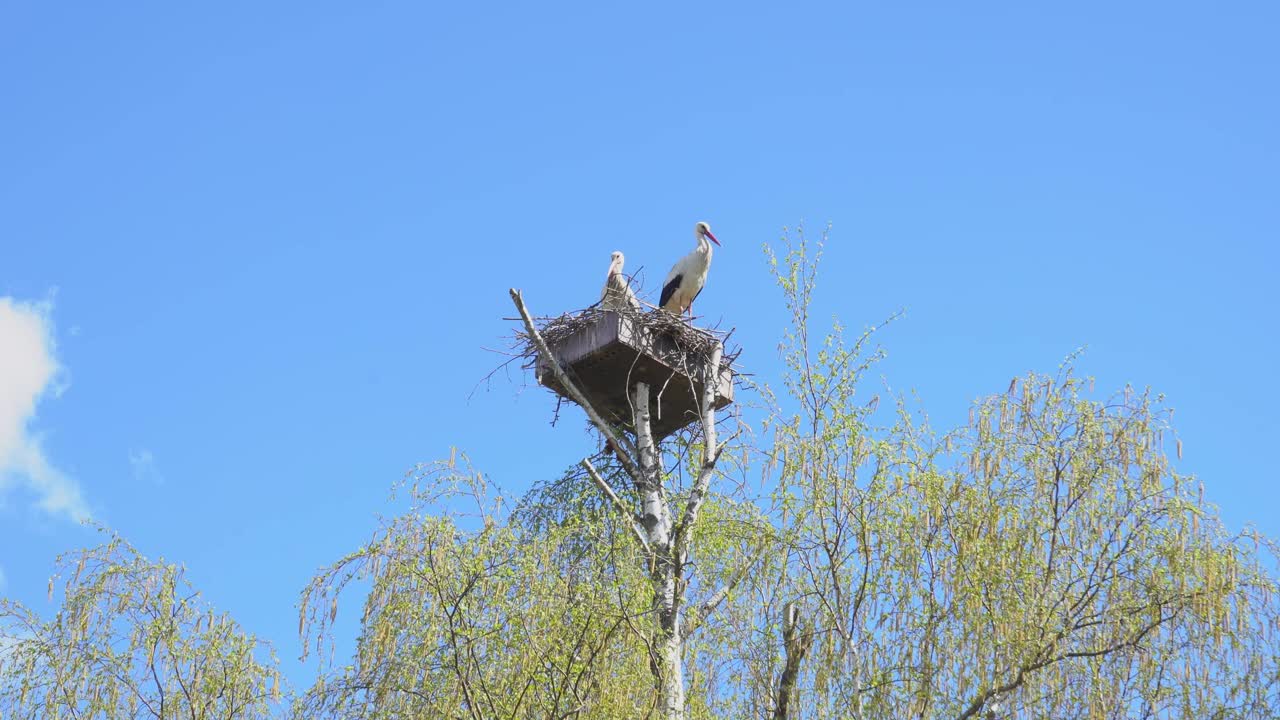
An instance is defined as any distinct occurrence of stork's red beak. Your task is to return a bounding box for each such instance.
[705,229,721,246]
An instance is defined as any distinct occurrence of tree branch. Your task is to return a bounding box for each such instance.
[673,344,724,558]
[952,605,1183,720]
[774,601,815,720]
[580,458,650,555]
[509,289,641,484]
[682,538,768,641]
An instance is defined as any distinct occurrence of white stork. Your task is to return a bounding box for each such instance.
[601,250,640,311]
[659,221,720,317]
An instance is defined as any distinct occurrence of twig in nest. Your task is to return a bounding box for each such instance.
[511,303,734,367]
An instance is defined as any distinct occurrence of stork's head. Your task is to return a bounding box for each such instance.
[608,251,625,275]
[695,221,720,247]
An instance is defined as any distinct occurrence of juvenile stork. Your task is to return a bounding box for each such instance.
[601,251,640,311]
[659,221,720,317]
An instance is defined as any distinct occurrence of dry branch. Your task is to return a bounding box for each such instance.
[509,289,642,482]
[581,458,650,555]
[674,344,725,559]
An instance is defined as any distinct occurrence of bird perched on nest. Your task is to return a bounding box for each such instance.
[660,221,720,318]
[601,251,641,311]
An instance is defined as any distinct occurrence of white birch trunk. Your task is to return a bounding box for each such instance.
[631,381,685,720]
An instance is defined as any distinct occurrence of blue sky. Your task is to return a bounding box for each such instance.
[2,1,1277,687]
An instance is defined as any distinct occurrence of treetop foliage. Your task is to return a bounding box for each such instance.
[3,225,1279,719]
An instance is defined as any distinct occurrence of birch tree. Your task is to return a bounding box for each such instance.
[749,227,1280,719]
[293,455,651,718]
[296,226,1280,719]
[0,528,282,719]
[6,227,1275,719]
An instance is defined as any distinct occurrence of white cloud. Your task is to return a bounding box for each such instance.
[129,448,163,485]
[0,297,88,521]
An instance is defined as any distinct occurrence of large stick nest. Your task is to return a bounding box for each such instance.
[513,301,741,372]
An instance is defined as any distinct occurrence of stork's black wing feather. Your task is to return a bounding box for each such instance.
[659,275,683,309]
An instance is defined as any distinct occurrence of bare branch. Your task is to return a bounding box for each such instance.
[580,458,650,555]
[673,344,724,557]
[682,539,769,641]
[509,288,641,483]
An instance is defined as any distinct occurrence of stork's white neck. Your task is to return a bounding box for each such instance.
[697,234,714,257]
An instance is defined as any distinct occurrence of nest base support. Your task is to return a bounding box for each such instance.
[535,311,734,440]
